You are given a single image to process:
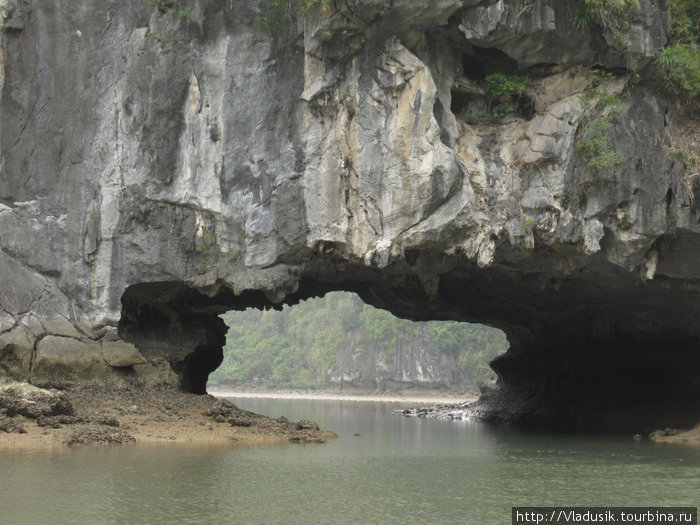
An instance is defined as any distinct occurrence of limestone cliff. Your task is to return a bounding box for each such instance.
[328,326,473,392]
[1,0,698,430]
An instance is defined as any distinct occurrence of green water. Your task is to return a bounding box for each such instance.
[0,397,698,524]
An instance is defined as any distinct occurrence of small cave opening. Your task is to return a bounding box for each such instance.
[461,53,485,81]
[450,46,534,124]
[449,90,472,118]
[517,92,536,120]
[208,291,508,395]
[460,46,520,80]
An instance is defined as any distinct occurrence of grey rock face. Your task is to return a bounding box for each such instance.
[0,0,698,429]
[458,0,668,68]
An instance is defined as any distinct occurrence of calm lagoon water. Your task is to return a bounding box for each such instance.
[0,397,698,524]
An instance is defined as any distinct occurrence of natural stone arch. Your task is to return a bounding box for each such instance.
[118,237,700,432]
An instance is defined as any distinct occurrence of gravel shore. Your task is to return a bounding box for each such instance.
[0,380,336,448]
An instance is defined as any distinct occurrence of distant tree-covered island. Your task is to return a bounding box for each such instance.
[210,292,507,392]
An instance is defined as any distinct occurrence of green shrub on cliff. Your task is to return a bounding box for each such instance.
[668,0,700,44]
[577,119,624,174]
[575,0,641,33]
[576,71,625,176]
[484,73,528,100]
[653,0,700,104]
[657,45,700,101]
[482,73,529,121]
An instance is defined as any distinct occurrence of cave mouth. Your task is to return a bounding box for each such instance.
[461,46,519,81]
[118,282,508,396]
[118,257,700,433]
[208,291,508,394]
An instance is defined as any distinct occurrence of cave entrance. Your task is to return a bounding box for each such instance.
[208,291,507,394]
[450,45,535,124]
[118,265,700,432]
[117,283,507,396]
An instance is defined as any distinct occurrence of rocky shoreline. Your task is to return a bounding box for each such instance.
[0,380,336,448]
[210,387,474,405]
[397,401,700,446]
[396,400,476,421]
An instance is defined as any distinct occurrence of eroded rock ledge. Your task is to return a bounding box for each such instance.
[1,0,698,431]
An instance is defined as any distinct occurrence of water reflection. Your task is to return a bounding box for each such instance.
[0,398,698,525]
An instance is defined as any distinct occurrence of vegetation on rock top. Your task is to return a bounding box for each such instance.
[575,0,641,34]
[654,0,700,106]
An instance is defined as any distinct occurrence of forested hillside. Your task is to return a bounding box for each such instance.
[210,292,507,391]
